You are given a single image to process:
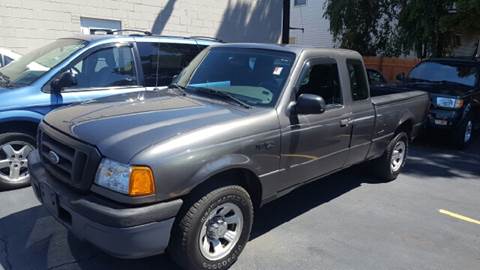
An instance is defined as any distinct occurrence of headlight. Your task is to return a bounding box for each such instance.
[435,97,463,109]
[95,158,155,196]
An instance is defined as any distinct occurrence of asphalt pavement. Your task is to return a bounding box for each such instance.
[0,138,479,270]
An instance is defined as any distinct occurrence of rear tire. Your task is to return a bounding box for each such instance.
[371,132,409,181]
[168,185,253,270]
[0,132,36,190]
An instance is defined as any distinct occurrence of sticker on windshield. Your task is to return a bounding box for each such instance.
[273,67,283,76]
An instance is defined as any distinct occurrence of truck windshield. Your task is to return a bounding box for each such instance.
[0,39,87,88]
[176,47,296,107]
[408,62,478,87]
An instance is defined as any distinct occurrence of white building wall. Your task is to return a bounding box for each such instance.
[289,0,334,47]
[0,0,282,54]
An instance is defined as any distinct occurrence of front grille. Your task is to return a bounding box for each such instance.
[38,122,102,192]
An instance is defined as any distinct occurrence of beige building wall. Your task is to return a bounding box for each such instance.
[0,0,282,54]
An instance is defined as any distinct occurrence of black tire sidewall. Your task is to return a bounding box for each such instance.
[372,131,409,181]
[171,186,253,270]
[454,115,474,149]
[0,132,36,190]
[388,132,409,177]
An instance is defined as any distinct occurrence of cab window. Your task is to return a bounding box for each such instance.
[297,60,343,106]
[137,42,200,87]
[347,59,369,101]
[62,45,138,90]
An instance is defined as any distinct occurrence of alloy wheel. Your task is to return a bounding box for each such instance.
[199,202,244,261]
[0,141,34,183]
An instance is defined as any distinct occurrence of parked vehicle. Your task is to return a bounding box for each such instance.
[0,33,219,190]
[379,58,480,148]
[0,47,21,67]
[367,68,387,85]
[29,44,429,270]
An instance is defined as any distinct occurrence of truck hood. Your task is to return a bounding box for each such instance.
[44,91,252,163]
[379,82,474,97]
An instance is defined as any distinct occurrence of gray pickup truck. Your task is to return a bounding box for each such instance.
[29,43,429,270]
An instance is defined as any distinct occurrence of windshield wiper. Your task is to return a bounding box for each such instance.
[407,78,433,83]
[432,80,470,87]
[168,83,187,96]
[190,87,251,109]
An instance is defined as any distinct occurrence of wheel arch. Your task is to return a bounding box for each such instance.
[0,119,41,136]
[187,155,263,209]
[396,116,414,140]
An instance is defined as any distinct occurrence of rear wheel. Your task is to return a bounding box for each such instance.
[371,132,409,181]
[0,132,35,190]
[169,185,253,270]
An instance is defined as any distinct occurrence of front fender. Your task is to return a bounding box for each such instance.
[186,153,259,193]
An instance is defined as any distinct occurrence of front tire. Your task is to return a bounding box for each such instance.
[371,132,409,181]
[169,185,253,270]
[0,132,35,190]
[453,115,474,149]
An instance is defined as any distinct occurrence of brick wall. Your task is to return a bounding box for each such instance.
[364,57,421,82]
[0,0,282,54]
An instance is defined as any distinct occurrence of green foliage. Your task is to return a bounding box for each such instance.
[324,0,402,56]
[325,0,479,57]
[441,0,480,33]
[397,0,455,57]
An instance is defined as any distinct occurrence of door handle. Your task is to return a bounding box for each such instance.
[340,118,351,127]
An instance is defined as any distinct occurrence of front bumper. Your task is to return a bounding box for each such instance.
[29,150,182,259]
[427,108,462,130]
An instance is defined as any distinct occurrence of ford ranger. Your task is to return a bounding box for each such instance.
[29,44,429,270]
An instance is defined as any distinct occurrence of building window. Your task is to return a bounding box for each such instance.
[80,17,121,35]
[294,0,307,6]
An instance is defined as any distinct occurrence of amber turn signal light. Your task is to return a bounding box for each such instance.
[129,166,155,196]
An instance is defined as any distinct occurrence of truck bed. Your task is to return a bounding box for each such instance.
[367,91,430,160]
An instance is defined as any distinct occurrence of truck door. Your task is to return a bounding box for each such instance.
[281,58,352,188]
[345,59,376,166]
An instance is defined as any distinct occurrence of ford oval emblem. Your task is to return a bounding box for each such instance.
[47,151,60,164]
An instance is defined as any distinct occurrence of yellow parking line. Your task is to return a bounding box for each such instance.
[438,209,480,225]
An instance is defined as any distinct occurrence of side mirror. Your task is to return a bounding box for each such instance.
[295,94,326,115]
[51,71,76,93]
[396,72,406,81]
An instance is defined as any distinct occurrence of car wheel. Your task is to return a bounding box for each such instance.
[169,185,253,270]
[453,116,474,149]
[0,132,35,190]
[371,132,409,181]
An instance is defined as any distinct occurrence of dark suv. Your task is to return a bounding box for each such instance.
[382,58,479,148]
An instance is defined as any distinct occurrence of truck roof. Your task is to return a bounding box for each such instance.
[210,43,362,58]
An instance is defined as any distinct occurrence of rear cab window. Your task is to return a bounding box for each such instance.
[347,59,369,101]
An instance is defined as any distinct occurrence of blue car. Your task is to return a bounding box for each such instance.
[0,33,219,189]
